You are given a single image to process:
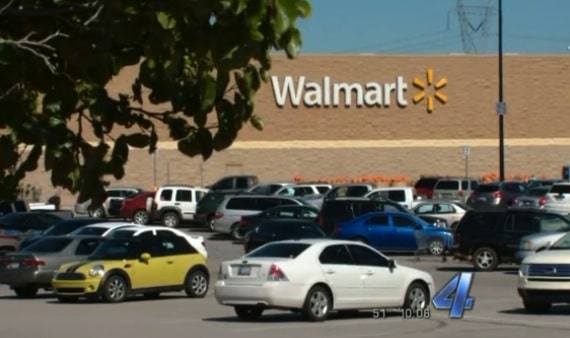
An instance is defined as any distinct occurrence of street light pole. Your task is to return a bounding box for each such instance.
[498,0,505,181]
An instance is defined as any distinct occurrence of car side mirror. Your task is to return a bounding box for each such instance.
[140,252,151,262]
[387,259,396,269]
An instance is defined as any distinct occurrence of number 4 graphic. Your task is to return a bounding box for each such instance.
[431,272,475,319]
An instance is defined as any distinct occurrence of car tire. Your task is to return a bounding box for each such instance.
[162,212,180,228]
[102,275,128,303]
[57,296,78,303]
[523,300,551,314]
[234,305,264,321]
[230,223,242,240]
[13,286,38,298]
[208,218,215,232]
[184,269,209,298]
[143,292,160,299]
[302,285,332,322]
[473,246,499,271]
[403,282,429,312]
[428,238,445,256]
[351,237,368,244]
[133,210,150,225]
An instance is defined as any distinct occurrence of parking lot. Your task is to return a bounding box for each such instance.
[2,227,570,338]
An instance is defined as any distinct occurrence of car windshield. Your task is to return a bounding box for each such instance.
[21,237,72,253]
[246,243,311,258]
[70,227,107,236]
[88,239,140,260]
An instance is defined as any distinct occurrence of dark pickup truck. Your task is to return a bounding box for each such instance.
[453,208,570,271]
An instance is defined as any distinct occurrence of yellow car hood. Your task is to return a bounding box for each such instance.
[58,260,129,274]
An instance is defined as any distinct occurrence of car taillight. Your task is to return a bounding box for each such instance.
[318,215,324,227]
[492,191,502,199]
[539,197,547,206]
[332,225,341,234]
[214,211,224,219]
[21,258,45,267]
[239,217,249,225]
[458,191,463,197]
[468,192,475,200]
[267,264,288,281]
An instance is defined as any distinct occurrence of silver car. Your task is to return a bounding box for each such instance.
[0,235,103,298]
[515,214,570,262]
[211,195,307,239]
[515,186,550,209]
[412,200,471,228]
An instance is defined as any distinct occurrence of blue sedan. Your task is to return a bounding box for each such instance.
[331,211,454,255]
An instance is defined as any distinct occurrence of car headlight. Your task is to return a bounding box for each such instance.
[88,265,105,277]
[519,264,530,276]
[520,241,532,250]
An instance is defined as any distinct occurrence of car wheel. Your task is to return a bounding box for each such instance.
[523,300,551,314]
[13,286,38,298]
[473,247,499,271]
[162,212,180,228]
[428,238,444,256]
[143,292,160,299]
[184,269,209,298]
[133,210,150,225]
[230,223,242,240]
[302,285,332,322]
[57,296,78,303]
[89,207,105,218]
[208,218,215,232]
[351,237,368,244]
[403,282,429,312]
[102,275,128,303]
[234,305,264,321]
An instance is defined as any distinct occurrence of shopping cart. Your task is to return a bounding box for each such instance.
[413,229,455,262]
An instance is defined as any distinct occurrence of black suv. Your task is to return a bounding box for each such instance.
[454,208,570,271]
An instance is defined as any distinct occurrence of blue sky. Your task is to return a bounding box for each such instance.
[297,0,570,54]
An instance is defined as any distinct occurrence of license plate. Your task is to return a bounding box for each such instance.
[238,266,251,276]
[477,197,486,202]
[7,263,19,269]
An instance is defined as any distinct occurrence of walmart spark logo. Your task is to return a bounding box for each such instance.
[413,68,448,113]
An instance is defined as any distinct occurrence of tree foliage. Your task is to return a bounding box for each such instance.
[0,0,311,206]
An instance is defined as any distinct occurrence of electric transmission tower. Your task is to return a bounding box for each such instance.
[456,0,496,54]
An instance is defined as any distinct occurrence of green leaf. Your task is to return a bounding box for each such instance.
[111,135,129,165]
[156,11,177,30]
[200,73,217,113]
[250,115,264,131]
[273,0,292,37]
[285,28,302,58]
[126,133,150,148]
[198,128,213,160]
[177,132,201,157]
[297,0,312,17]
[213,128,235,151]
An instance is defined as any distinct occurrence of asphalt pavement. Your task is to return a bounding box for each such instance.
[1,228,570,338]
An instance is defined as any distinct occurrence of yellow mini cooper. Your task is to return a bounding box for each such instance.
[51,235,209,303]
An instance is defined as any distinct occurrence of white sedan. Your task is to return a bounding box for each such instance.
[214,239,435,321]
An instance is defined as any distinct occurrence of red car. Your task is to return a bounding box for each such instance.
[119,191,155,225]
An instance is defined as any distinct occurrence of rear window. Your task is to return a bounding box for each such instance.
[550,185,570,194]
[316,186,330,194]
[246,243,311,258]
[108,230,136,239]
[21,238,72,253]
[435,180,459,190]
[72,227,107,236]
[414,178,440,189]
[457,211,501,232]
[528,188,549,197]
[226,197,257,210]
[475,184,500,193]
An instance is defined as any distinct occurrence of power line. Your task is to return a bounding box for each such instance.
[336,29,451,53]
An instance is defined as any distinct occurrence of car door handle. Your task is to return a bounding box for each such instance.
[167,261,174,264]
[174,203,180,206]
[365,271,374,276]
[325,269,335,274]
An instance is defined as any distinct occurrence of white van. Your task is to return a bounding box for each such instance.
[364,187,418,209]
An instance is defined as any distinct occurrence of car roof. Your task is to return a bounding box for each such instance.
[81,222,140,229]
[269,239,363,246]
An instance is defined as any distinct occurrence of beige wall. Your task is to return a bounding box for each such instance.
[22,55,570,207]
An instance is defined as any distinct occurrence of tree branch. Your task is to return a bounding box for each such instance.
[84,4,104,26]
[0,31,69,73]
[0,0,14,15]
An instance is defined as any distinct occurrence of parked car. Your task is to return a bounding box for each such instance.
[413,176,443,199]
[331,211,454,256]
[0,212,64,253]
[237,205,320,238]
[514,186,551,209]
[52,235,210,303]
[244,219,326,253]
[193,191,236,228]
[515,214,570,262]
[207,175,259,193]
[246,182,292,195]
[274,184,332,197]
[211,195,307,239]
[518,231,570,313]
[67,222,144,237]
[432,177,479,202]
[214,240,434,321]
[148,184,209,227]
[119,191,155,225]
[303,183,376,209]
[364,187,418,209]
[453,208,569,271]
[19,218,108,249]
[543,182,570,215]
[466,181,527,209]
[75,186,143,218]
[525,178,564,190]
[107,225,208,259]
[0,235,103,298]
[412,200,471,229]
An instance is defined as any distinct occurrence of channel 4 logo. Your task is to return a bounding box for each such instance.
[432,272,475,319]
